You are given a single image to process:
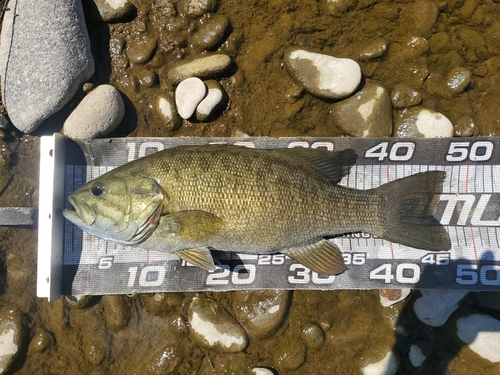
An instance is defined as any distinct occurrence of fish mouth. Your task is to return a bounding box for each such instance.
[62,195,96,228]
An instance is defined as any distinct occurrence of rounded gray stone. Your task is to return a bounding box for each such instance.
[0,0,95,133]
[175,77,207,119]
[191,15,230,51]
[284,47,362,100]
[331,81,393,137]
[63,84,125,140]
[154,95,182,131]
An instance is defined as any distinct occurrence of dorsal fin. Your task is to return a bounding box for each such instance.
[272,148,358,183]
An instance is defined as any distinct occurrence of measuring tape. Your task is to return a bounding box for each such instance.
[36,135,500,300]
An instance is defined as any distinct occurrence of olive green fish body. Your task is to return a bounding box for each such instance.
[64,145,450,275]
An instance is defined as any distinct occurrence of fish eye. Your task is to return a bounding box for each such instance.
[91,182,105,197]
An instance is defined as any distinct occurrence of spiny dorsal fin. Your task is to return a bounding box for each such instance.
[282,239,348,275]
[272,148,358,183]
[176,248,216,270]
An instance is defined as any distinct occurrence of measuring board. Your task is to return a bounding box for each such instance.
[37,134,500,300]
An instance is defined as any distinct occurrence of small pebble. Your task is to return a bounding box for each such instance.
[413,289,468,327]
[141,292,183,315]
[0,310,23,374]
[179,0,218,16]
[63,84,125,141]
[188,296,248,353]
[92,0,136,22]
[191,15,230,51]
[154,96,182,131]
[391,82,422,108]
[331,80,393,137]
[102,295,131,330]
[394,107,454,138]
[301,323,325,349]
[252,368,276,375]
[85,338,107,365]
[28,328,53,353]
[233,290,292,339]
[446,67,472,95]
[358,38,389,61]
[456,313,500,362]
[127,38,158,65]
[196,80,228,121]
[168,53,231,85]
[379,289,411,307]
[408,339,431,367]
[283,47,362,100]
[454,116,476,137]
[360,349,400,375]
[273,339,306,370]
[175,77,207,119]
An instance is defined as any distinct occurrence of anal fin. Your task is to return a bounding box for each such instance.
[176,248,216,271]
[282,239,347,275]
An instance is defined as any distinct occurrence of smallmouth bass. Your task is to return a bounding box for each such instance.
[63,145,451,275]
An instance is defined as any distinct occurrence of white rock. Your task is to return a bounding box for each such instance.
[92,0,136,22]
[361,350,399,375]
[284,47,362,100]
[379,289,412,307]
[63,84,125,141]
[188,296,248,353]
[413,289,468,327]
[196,80,228,121]
[154,95,181,130]
[175,77,207,120]
[395,107,454,138]
[456,314,500,362]
[0,310,23,374]
[252,368,275,375]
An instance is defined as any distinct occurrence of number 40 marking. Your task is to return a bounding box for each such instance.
[365,142,415,161]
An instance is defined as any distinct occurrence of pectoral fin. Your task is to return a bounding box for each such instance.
[162,210,223,242]
[282,239,347,275]
[176,248,217,271]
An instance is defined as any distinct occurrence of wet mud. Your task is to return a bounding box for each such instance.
[1,0,500,374]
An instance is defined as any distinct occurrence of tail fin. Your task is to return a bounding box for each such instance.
[373,171,451,251]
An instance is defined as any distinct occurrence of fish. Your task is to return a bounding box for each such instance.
[63,144,451,275]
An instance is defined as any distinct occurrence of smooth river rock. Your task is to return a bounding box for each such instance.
[394,107,454,138]
[154,95,182,131]
[331,81,393,137]
[413,289,468,327]
[175,77,207,119]
[92,0,136,22]
[63,84,125,140]
[284,47,361,100]
[233,290,292,339]
[0,0,94,133]
[456,313,500,362]
[196,80,228,122]
[0,309,23,374]
[188,296,248,353]
[167,53,231,85]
